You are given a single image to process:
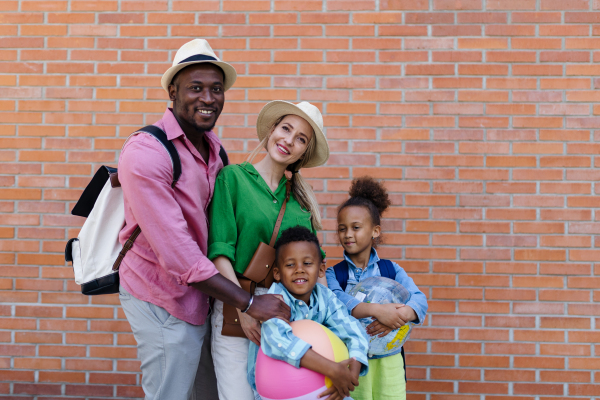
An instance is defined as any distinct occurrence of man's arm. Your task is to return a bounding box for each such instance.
[191,276,289,322]
[119,137,290,321]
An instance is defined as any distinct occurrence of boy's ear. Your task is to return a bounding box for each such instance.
[273,265,281,282]
[318,260,326,278]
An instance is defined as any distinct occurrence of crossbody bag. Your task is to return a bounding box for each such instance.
[221,181,291,338]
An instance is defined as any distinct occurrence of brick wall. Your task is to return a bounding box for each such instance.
[1,0,600,398]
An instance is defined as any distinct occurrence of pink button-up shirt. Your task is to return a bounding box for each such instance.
[118,108,221,325]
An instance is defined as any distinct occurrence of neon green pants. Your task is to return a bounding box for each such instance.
[352,352,406,400]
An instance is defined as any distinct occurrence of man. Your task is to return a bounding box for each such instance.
[117,39,290,400]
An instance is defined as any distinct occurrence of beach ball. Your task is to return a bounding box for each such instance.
[348,276,413,357]
[255,319,349,400]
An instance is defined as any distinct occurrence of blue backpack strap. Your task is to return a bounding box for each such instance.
[333,260,350,292]
[377,258,396,280]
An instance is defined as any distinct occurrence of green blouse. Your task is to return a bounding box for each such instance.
[208,162,318,275]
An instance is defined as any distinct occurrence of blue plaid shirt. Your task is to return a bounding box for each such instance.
[247,282,369,391]
[325,249,428,327]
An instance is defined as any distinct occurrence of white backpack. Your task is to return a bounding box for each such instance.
[65,126,183,295]
[66,125,229,295]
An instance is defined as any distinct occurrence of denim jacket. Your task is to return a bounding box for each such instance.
[325,248,428,327]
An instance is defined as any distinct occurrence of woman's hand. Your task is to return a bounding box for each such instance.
[238,310,261,346]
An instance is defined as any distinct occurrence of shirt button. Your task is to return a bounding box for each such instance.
[273,199,277,203]
[291,352,296,356]
[305,314,308,318]
[298,301,303,305]
[278,343,282,348]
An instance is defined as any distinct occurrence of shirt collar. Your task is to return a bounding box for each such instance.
[275,282,319,308]
[241,162,288,195]
[343,248,380,270]
[159,108,222,163]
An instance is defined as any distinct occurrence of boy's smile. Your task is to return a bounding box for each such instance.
[273,241,325,304]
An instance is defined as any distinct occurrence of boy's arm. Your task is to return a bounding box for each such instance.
[325,267,362,312]
[392,262,428,325]
[260,317,312,368]
[322,289,370,376]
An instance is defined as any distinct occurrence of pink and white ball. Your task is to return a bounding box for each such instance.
[255,319,350,400]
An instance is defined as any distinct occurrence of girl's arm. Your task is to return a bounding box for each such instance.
[324,267,361,311]
[392,262,428,325]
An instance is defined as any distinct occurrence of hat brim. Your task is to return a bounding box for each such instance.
[256,100,329,169]
[161,60,237,92]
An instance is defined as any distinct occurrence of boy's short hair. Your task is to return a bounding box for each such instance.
[274,226,322,263]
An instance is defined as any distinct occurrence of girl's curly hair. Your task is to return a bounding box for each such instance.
[338,176,391,227]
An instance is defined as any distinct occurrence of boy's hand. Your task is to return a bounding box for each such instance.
[366,319,393,337]
[328,358,359,398]
[317,386,344,400]
[349,358,361,380]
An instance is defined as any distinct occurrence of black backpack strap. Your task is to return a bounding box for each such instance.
[219,145,229,167]
[333,260,350,292]
[378,258,396,280]
[137,125,181,187]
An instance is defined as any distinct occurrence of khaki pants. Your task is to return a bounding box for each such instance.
[119,286,208,400]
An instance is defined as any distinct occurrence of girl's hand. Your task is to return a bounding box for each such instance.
[371,303,408,329]
[366,319,393,337]
[396,304,417,324]
[238,311,261,345]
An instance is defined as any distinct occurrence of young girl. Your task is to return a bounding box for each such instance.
[325,176,428,400]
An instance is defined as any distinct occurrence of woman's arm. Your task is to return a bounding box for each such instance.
[213,256,262,345]
[213,256,241,287]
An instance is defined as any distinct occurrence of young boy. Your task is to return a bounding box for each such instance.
[247,226,370,400]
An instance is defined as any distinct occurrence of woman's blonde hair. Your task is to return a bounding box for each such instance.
[247,115,323,231]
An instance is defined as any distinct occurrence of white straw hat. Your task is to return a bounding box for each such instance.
[256,101,329,169]
[161,39,237,92]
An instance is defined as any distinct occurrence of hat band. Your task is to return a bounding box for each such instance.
[178,54,218,64]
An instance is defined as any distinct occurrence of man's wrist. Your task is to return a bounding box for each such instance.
[241,294,254,313]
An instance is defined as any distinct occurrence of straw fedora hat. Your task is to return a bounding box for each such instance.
[256,101,329,169]
[161,39,237,92]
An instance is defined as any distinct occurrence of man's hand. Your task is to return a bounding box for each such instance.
[366,319,393,337]
[246,294,290,323]
[238,311,261,345]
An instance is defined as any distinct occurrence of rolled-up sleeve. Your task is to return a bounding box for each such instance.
[207,172,238,263]
[392,262,428,325]
[119,137,219,285]
[325,267,361,312]
[323,292,369,376]
[261,318,312,369]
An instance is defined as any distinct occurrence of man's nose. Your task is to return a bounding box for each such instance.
[198,88,215,104]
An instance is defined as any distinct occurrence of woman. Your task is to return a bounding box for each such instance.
[207,100,330,400]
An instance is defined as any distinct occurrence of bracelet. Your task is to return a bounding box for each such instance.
[241,294,254,314]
